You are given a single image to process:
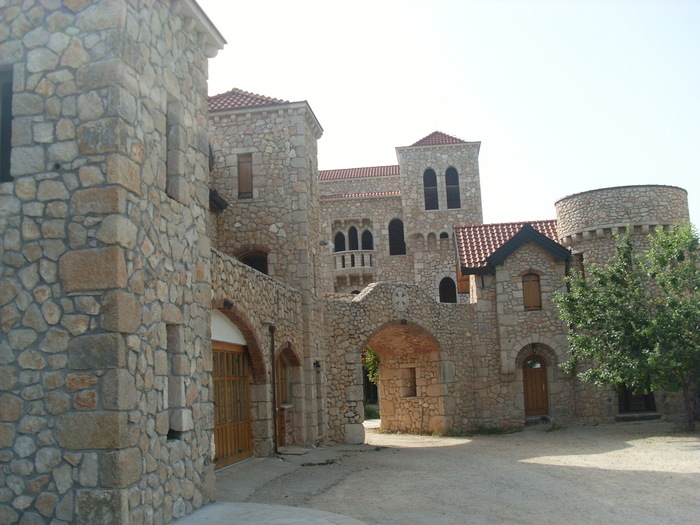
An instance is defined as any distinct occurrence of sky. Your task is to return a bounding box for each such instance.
[198,0,700,226]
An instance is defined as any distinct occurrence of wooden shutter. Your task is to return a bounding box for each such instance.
[523,273,541,310]
[238,153,253,198]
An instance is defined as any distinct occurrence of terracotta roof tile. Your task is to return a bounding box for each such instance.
[318,165,400,181]
[320,191,401,200]
[410,131,467,147]
[455,220,559,271]
[209,88,289,112]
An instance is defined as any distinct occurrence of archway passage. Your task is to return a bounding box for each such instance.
[523,355,549,416]
[213,341,253,468]
[366,322,444,434]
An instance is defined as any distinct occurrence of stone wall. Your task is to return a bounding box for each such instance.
[209,249,316,452]
[0,1,223,523]
[555,185,689,243]
[396,141,483,232]
[319,174,400,198]
[208,100,327,444]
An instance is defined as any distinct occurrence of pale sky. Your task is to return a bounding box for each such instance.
[198,0,700,226]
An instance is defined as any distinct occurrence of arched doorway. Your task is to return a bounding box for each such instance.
[523,354,549,416]
[211,310,253,468]
[364,321,445,434]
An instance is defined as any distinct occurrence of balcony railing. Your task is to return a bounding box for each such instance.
[333,250,375,271]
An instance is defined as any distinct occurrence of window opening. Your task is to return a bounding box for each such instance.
[439,232,449,239]
[239,252,268,275]
[334,231,346,252]
[423,169,438,210]
[523,273,541,310]
[439,277,457,303]
[445,167,461,209]
[0,68,13,183]
[388,219,406,255]
[361,230,373,250]
[401,367,417,397]
[238,153,253,198]
[348,226,359,251]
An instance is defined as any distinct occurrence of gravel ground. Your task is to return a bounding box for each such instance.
[217,420,700,525]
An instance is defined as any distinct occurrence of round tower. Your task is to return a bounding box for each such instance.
[555,185,689,264]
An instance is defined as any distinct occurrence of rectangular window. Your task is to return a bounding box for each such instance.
[238,153,252,198]
[0,68,13,183]
[401,366,417,397]
[523,273,542,311]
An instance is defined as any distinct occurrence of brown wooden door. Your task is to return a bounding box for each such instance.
[213,341,253,469]
[523,355,549,416]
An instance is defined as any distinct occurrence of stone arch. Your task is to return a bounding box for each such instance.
[362,321,446,434]
[501,333,568,376]
[211,300,267,383]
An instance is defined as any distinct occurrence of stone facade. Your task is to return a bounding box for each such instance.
[0,0,693,522]
[0,1,224,523]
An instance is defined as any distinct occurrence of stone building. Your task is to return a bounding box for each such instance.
[0,1,692,524]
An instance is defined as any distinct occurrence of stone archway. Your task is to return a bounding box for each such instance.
[365,321,446,434]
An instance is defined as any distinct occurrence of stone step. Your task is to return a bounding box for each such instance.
[614,412,662,423]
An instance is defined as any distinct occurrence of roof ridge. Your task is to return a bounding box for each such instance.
[409,131,468,147]
[209,87,289,112]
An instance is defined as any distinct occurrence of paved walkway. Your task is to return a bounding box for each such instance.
[172,502,367,525]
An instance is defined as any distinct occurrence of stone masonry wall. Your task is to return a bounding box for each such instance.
[209,101,327,443]
[209,249,310,452]
[396,142,483,235]
[0,1,222,523]
[319,174,400,198]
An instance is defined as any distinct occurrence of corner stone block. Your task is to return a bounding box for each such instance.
[101,369,136,411]
[96,215,137,249]
[77,117,127,155]
[169,408,193,432]
[56,412,129,449]
[100,447,142,488]
[59,246,127,292]
[344,423,365,445]
[102,290,141,333]
[346,385,364,402]
[71,186,127,216]
[161,304,183,325]
[106,154,140,194]
[168,377,186,408]
[68,332,126,369]
[76,59,125,91]
[75,489,128,525]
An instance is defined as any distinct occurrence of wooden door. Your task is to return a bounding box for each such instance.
[523,355,549,416]
[213,341,252,469]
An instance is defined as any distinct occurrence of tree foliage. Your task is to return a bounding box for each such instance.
[362,346,380,384]
[554,225,700,429]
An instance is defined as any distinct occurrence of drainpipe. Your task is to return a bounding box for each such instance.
[262,322,279,455]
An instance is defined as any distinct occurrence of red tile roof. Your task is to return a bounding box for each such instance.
[209,88,289,112]
[455,220,559,271]
[320,191,401,200]
[410,131,467,147]
[318,165,400,181]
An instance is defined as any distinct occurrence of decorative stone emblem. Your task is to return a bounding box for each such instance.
[392,287,409,311]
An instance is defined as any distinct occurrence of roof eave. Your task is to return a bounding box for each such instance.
[210,100,323,138]
[485,224,570,268]
[174,0,226,57]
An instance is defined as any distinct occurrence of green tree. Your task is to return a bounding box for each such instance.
[555,225,700,430]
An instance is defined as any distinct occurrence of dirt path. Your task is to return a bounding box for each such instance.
[218,421,700,525]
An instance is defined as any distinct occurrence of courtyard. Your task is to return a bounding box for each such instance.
[212,420,699,525]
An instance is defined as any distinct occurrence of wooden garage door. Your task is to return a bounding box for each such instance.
[213,341,252,469]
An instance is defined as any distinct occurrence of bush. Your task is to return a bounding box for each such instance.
[364,403,380,420]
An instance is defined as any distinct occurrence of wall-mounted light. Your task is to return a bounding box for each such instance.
[319,240,335,249]
[223,299,233,310]
[531,343,539,354]
[314,361,321,374]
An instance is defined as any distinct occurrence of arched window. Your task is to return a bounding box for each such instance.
[439,232,449,239]
[423,169,439,210]
[445,167,460,209]
[348,226,359,251]
[523,273,541,310]
[334,231,346,252]
[439,277,457,303]
[239,252,268,275]
[361,230,373,250]
[388,219,406,255]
